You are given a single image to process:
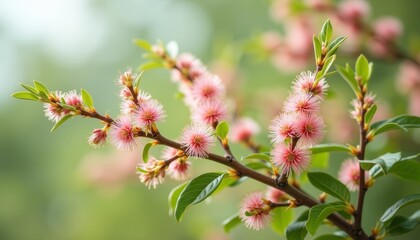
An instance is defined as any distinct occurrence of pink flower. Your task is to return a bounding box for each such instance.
[265,187,288,203]
[296,114,325,145]
[134,99,166,128]
[88,128,107,148]
[192,100,227,126]
[167,159,191,181]
[230,117,260,142]
[118,70,136,86]
[269,113,299,144]
[397,60,420,93]
[191,74,225,102]
[338,159,369,191]
[176,53,202,70]
[137,158,166,189]
[284,93,320,114]
[110,116,137,150]
[64,90,82,108]
[373,17,402,43]
[338,0,370,21]
[161,146,180,160]
[119,88,132,100]
[239,192,272,230]
[44,91,66,122]
[272,144,310,175]
[180,123,215,157]
[292,71,328,96]
[120,91,152,114]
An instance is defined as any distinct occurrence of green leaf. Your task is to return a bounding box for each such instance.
[313,36,322,62]
[175,172,226,221]
[317,55,336,80]
[81,89,94,108]
[364,152,401,178]
[390,160,420,182]
[306,202,347,235]
[271,207,294,236]
[241,152,271,162]
[139,61,164,71]
[11,92,39,101]
[166,41,179,59]
[20,83,39,95]
[385,210,420,235]
[320,19,333,44]
[307,172,350,202]
[365,104,377,125]
[168,182,188,216]
[50,115,73,132]
[401,153,420,161]
[222,214,241,233]
[245,162,271,170]
[371,122,407,137]
[286,221,307,240]
[33,80,50,94]
[355,54,370,84]
[215,121,229,140]
[310,143,350,154]
[326,36,346,58]
[336,64,359,96]
[59,103,77,111]
[380,194,420,222]
[371,115,420,130]
[133,39,152,51]
[142,142,154,163]
[315,234,349,240]
[310,152,329,169]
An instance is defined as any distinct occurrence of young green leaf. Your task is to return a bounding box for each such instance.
[222,214,241,233]
[313,36,322,62]
[370,122,407,137]
[11,92,39,101]
[20,83,39,95]
[142,142,155,163]
[286,221,308,240]
[326,36,346,58]
[33,80,50,94]
[245,162,271,171]
[371,115,420,130]
[364,152,401,178]
[307,172,351,202]
[355,54,371,84]
[139,61,164,71]
[168,182,188,216]
[310,143,350,154]
[380,194,420,222]
[385,210,420,235]
[320,20,333,44]
[240,152,271,162]
[271,207,294,236]
[50,115,73,132]
[389,160,420,182]
[317,55,336,80]
[365,104,377,125]
[336,64,359,96]
[81,89,94,108]
[133,39,152,51]
[306,202,347,235]
[215,121,229,140]
[175,172,226,221]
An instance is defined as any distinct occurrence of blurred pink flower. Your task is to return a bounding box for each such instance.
[180,123,215,157]
[338,159,369,191]
[191,74,225,102]
[373,17,403,43]
[192,100,228,126]
[338,0,370,22]
[272,144,311,175]
[239,192,272,230]
[397,61,420,93]
[265,187,288,203]
[230,117,260,142]
[167,159,191,181]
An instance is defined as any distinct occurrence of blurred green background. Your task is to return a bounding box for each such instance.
[1,0,419,239]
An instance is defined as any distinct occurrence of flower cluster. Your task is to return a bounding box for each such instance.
[269,71,327,175]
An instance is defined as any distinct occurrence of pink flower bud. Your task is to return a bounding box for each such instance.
[230,117,260,142]
[88,128,107,148]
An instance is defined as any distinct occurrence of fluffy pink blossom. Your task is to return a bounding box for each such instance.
[138,158,166,189]
[44,91,66,122]
[167,159,191,181]
[120,91,152,114]
[285,18,313,56]
[373,17,402,43]
[176,53,202,70]
[292,71,328,96]
[64,90,82,108]
[230,117,260,142]
[191,74,225,102]
[110,116,137,150]
[265,187,288,203]
[338,159,369,191]
[88,128,107,147]
[118,70,136,86]
[269,113,299,144]
[239,192,272,230]
[192,100,227,126]
[272,144,310,175]
[180,123,215,157]
[134,99,166,128]
[284,93,320,114]
[338,0,370,21]
[296,114,325,145]
[161,146,180,160]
